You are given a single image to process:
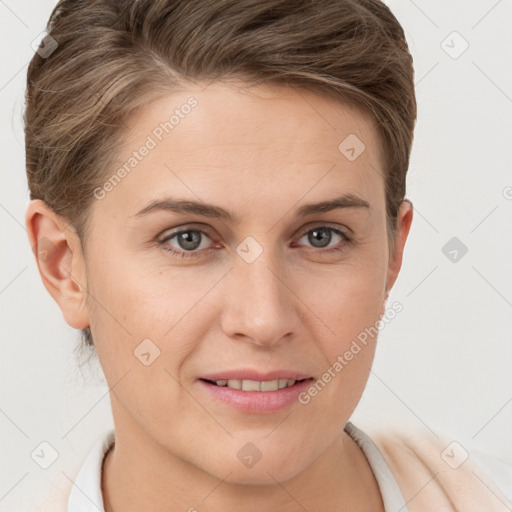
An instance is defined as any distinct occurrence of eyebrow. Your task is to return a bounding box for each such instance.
[133,193,370,222]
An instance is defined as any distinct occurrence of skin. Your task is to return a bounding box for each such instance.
[26,81,413,511]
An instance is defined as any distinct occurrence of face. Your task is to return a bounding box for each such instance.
[67,82,408,484]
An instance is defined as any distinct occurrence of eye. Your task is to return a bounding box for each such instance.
[159,227,216,259]
[294,225,352,254]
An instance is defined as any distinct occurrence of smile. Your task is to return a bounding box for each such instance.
[197,376,315,414]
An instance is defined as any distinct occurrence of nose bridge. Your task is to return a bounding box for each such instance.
[221,238,295,344]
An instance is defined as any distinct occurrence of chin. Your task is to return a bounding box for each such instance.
[198,447,310,486]
[215,465,303,486]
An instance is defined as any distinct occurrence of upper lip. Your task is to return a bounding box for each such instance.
[199,369,313,382]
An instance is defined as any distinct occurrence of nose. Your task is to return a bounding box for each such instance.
[219,246,298,348]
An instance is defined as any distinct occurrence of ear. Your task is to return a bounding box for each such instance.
[25,199,90,330]
[383,199,414,305]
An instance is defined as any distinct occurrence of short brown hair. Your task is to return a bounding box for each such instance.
[24,0,416,348]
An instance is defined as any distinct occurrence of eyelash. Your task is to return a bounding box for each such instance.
[158,224,352,259]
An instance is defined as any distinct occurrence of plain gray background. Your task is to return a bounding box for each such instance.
[1,0,512,510]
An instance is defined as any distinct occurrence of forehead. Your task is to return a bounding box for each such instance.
[124,80,381,160]
[98,81,385,220]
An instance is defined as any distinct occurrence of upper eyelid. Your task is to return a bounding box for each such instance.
[296,222,349,236]
[158,224,216,242]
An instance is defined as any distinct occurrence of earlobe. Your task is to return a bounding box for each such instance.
[25,199,90,330]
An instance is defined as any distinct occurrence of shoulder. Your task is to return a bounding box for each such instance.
[37,429,115,512]
[35,470,74,512]
[362,421,512,512]
[469,447,512,502]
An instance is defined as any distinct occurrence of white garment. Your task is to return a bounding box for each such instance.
[67,422,512,511]
[68,429,114,512]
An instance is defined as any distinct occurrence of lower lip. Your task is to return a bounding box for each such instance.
[197,379,314,414]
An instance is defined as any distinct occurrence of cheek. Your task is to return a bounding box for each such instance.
[297,255,386,350]
[85,258,194,426]
[85,250,223,379]
[289,254,387,411]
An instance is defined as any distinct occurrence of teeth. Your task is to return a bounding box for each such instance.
[260,380,278,391]
[227,379,242,390]
[242,379,261,391]
[215,378,299,391]
[278,379,288,389]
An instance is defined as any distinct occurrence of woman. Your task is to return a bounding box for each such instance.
[24,0,511,510]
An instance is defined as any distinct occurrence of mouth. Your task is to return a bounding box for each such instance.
[197,375,315,414]
[199,377,313,392]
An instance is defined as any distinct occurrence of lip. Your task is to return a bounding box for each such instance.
[197,370,314,414]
